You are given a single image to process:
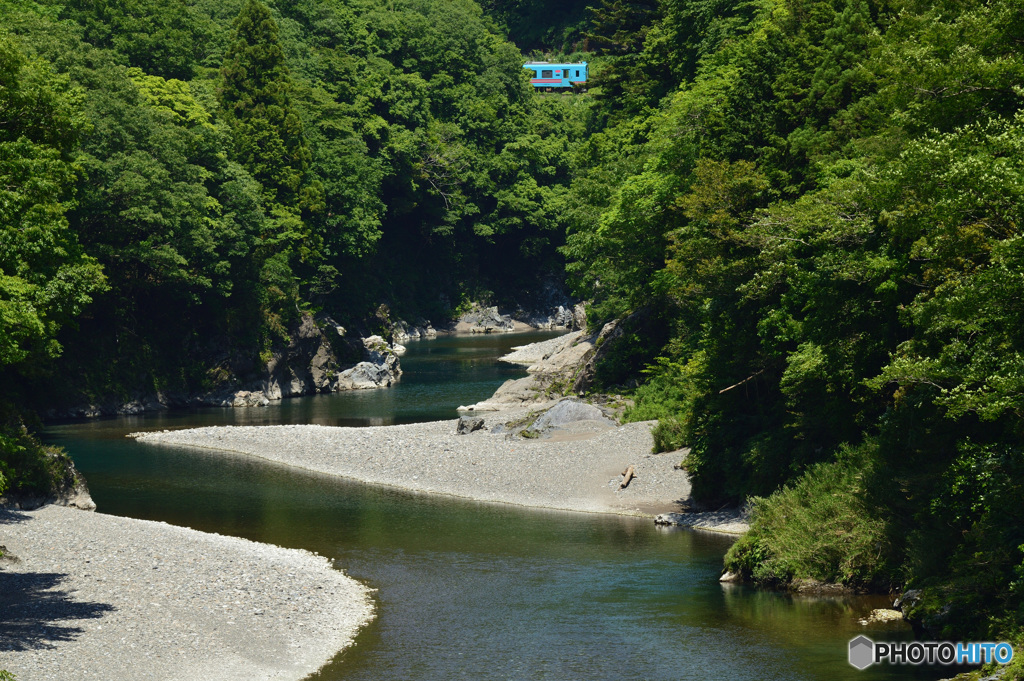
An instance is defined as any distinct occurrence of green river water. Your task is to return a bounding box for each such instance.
[44,332,947,680]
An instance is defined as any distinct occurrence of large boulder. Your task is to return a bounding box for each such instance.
[455,305,514,334]
[336,362,394,390]
[333,335,402,390]
[456,416,486,434]
[391,319,437,343]
[530,398,614,431]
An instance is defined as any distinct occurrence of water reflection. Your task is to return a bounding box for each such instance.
[43,333,948,681]
[47,331,563,433]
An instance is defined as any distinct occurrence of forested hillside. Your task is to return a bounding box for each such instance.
[567,0,1024,659]
[3,0,1024,661]
[0,0,588,408]
[0,0,590,498]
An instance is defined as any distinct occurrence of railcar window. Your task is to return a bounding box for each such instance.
[575,70,580,77]
[542,69,553,78]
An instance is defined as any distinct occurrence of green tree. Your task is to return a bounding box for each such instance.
[60,0,214,80]
[220,0,313,210]
[0,32,105,368]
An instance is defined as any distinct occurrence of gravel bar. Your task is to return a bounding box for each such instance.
[132,412,692,517]
[0,505,373,681]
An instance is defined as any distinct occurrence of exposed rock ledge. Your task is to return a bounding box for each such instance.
[654,509,750,535]
[450,302,585,335]
[456,323,613,412]
[46,317,403,419]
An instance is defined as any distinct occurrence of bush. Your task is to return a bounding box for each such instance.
[624,353,704,452]
[651,416,687,452]
[0,404,78,500]
[725,445,895,588]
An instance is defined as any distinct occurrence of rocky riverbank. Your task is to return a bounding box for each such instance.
[44,315,405,420]
[43,299,583,421]
[0,506,373,681]
[130,331,747,531]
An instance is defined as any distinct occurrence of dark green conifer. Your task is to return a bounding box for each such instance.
[219,0,311,208]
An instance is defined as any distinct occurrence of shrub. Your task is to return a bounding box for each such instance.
[624,353,704,452]
[651,416,687,452]
[725,445,894,588]
[0,404,79,500]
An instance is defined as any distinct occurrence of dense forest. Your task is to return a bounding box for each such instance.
[567,0,1024,664]
[3,0,1024,668]
[0,0,589,406]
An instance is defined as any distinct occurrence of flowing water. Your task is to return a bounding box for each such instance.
[44,333,946,680]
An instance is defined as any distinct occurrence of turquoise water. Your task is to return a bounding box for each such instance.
[44,333,946,680]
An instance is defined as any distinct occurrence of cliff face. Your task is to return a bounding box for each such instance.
[262,319,401,399]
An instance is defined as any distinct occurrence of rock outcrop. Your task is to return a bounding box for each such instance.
[452,300,585,334]
[654,506,750,534]
[519,303,585,330]
[458,330,594,411]
[571,320,625,394]
[454,305,516,334]
[45,314,403,419]
[263,314,345,400]
[0,448,96,512]
[334,336,402,390]
[391,319,437,343]
[456,316,641,413]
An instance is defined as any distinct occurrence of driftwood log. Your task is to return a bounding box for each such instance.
[619,465,635,489]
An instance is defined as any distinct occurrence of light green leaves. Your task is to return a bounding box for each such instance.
[0,34,105,368]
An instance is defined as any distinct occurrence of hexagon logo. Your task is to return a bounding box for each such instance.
[849,635,874,670]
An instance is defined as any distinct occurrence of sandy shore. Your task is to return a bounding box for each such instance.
[0,505,373,681]
[132,407,744,530]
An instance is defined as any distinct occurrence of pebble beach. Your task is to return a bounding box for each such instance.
[0,334,746,681]
[0,506,373,681]
[131,409,689,517]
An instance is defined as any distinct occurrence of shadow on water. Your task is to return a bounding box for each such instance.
[45,331,565,432]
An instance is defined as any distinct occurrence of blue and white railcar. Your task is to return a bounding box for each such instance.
[523,61,587,88]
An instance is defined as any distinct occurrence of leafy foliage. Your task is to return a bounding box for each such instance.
[561,0,1024,644]
[725,449,894,588]
[0,31,105,369]
[0,402,79,498]
[2,0,587,404]
[5,0,1024,649]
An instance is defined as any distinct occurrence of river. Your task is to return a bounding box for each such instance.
[44,332,944,680]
